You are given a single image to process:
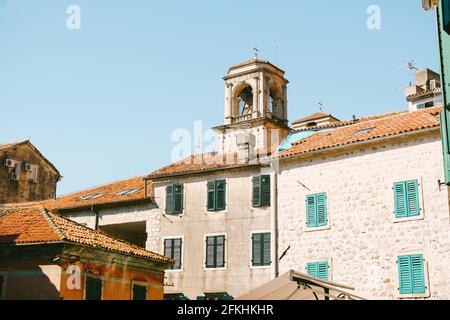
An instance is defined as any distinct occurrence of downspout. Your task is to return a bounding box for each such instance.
[91,205,99,230]
[270,165,279,279]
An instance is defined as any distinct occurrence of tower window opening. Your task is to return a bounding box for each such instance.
[238,86,253,116]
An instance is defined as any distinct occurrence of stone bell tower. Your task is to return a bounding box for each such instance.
[213,59,291,159]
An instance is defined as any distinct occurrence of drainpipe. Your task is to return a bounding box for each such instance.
[91,206,99,230]
[270,166,279,279]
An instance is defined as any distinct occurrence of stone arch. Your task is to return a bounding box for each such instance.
[232,82,255,117]
[269,82,284,119]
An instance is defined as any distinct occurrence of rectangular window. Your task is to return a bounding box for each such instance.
[252,175,271,207]
[207,180,226,211]
[205,235,225,269]
[306,193,328,228]
[306,261,329,281]
[164,238,183,270]
[393,180,420,218]
[85,276,103,300]
[132,283,147,300]
[165,184,183,214]
[398,254,426,295]
[252,233,271,267]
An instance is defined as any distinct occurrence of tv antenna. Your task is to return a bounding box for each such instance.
[318,102,324,112]
[397,60,418,71]
[253,46,259,59]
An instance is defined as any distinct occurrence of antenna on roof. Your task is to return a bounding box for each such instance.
[253,46,259,60]
[397,60,418,71]
[318,102,324,113]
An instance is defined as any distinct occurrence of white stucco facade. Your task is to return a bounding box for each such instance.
[277,130,450,299]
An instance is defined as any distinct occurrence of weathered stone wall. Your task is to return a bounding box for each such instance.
[0,144,59,204]
[277,131,450,299]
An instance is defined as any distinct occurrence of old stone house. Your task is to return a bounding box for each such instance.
[39,59,450,300]
[0,140,61,204]
[0,204,173,300]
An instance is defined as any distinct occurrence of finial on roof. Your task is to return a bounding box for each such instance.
[253,45,259,60]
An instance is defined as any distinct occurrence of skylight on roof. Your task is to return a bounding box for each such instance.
[115,188,142,197]
[79,193,104,201]
[353,126,376,135]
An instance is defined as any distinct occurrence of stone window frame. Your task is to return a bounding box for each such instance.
[161,235,185,273]
[304,257,333,282]
[0,271,7,300]
[249,230,272,270]
[303,191,331,233]
[394,251,431,299]
[391,177,425,224]
[203,232,228,271]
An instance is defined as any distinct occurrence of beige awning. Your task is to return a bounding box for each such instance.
[237,270,368,300]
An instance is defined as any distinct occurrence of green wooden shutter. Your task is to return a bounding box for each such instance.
[173,184,183,214]
[406,180,420,217]
[85,276,102,300]
[411,254,426,294]
[173,238,182,270]
[215,180,226,211]
[263,233,271,266]
[252,177,261,207]
[261,175,271,206]
[252,233,262,266]
[394,182,408,218]
[132,284,147,300]
[205,237,215,268]
[207,181,215,211]
[398,255,413,294]
[306,262,318,278]
[316,193,327,227]
[317,262,329,280]
[216,236,225,268]
[165,185,174,214]
[306,195,317,227]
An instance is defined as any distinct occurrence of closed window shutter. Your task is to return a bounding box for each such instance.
[206,237,215,268]
[261,175,271,207]
[394,182,408,218]
[85,276,102,300]
[173,184,183,214]
[252,233,262,266]
[132,284,147,300]
[173,239,182,270]
[216,236,225,268]
[164,239,172,258]
[306,195,317,227]
[215,180,226,211]
[207,181,215,211]
[406,180,420,217]
[317,262,329,280]
[263,233,271,265]
[398,255,413,294]
[252,177,261,207]
[316,193,327,227]
[165,185,174,214]
[411,254,426,294]
[306,262,318,278]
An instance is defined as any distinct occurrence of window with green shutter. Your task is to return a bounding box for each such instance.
[306,261,329,281]
[393,180,420,218]
[205,235,225,268]
[85,276,102,300]
[165,184,183,214]
[207,180,226,211]
[164,238,183,270]
[132,283,147,300]
[252,175,271,207]
[397,254,426,295]
[306,193,328,228]
[252,233,271,266]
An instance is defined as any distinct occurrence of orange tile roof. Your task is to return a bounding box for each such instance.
[0,205,173,264]
[45,176,151,211]
[277,106,442,159]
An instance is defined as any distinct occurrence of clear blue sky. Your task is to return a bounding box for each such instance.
[0,0,440,195]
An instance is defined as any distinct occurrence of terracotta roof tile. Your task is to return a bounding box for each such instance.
[277,106,442,159]
[0,205,173,264]
[45,176,151,211]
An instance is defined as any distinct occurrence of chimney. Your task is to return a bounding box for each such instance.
[236,132,255,165]
[404,68,442,111]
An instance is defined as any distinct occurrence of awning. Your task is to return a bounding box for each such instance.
[237,270,368,300]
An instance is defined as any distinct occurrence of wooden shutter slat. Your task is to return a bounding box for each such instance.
[165,185,174,214]
[394,182,408,218]
[252,177,261,207]
[263,233,271,265]
[252,233,262,266]
[261,175,271,207]
[207,181,215,211]
[316,193,327,227]
[306,195,317,227]
[406,180,420,217]
[398,255,413,294]
[173,184,183,214]
[411,254,426,294]
[215,180,226,211]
